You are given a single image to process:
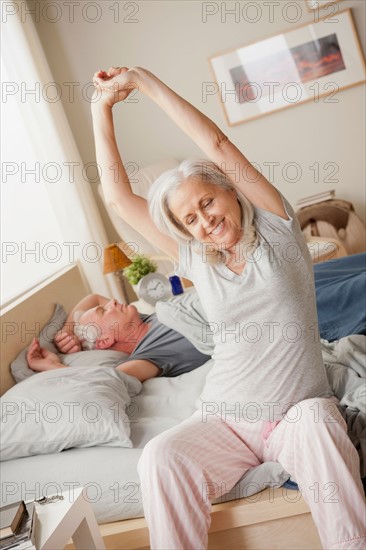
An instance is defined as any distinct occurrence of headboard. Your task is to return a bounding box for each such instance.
[0,263,89,396]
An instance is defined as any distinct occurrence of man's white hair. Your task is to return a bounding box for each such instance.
[73,310,99,351]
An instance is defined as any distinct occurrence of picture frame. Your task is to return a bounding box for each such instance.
[209,8,365,126]
[306,0,342,12]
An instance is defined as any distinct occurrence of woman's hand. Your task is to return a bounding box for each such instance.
[27,338,64,372]
[92,66,141,109]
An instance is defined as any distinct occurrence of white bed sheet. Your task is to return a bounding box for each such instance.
[1,355,300,523]
[0,360,213,523]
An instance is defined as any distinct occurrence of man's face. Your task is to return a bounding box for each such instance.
[79,299,141,349]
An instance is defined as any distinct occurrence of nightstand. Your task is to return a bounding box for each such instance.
[33,488,105,550]
[131,286,196,315]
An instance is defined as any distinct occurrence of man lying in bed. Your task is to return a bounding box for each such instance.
[26,294,211,382]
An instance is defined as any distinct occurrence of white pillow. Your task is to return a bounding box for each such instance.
[98,158,180,256]
[0,366,142,461]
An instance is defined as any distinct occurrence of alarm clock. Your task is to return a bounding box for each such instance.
[137,273,172,306]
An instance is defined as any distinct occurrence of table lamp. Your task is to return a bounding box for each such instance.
[103,243,132,304]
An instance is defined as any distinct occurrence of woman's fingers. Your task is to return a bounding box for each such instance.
[107,66,128,76]
[92,67,134,105]
[94,67,129,82]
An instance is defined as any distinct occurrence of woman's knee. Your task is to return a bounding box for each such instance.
[137,432,184,478]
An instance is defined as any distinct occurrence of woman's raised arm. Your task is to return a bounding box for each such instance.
[91,68,178,259]
[96,67,287,219]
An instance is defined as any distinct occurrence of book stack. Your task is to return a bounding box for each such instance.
[296,190,335,209]
[0,501,35,550]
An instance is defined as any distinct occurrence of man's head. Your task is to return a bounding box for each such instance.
[74,299,144,354]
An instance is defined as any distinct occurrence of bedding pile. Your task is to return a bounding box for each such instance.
[321,334,366,477]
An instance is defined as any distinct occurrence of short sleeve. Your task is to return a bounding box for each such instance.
[129,314,209,377]
[175,241,193,278]
[253,191,303,238]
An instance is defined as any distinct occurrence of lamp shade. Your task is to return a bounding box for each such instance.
[103,244,132,274]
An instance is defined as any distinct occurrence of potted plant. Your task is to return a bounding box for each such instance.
[123,254,158,286]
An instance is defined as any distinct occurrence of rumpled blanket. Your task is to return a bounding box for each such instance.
[321,334,366,477]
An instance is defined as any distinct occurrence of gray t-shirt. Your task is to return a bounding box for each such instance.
[124,313,210,377]
[176,191,333,421]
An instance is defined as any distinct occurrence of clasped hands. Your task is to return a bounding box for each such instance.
[92,66,141,107]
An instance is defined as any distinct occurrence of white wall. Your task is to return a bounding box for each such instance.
[25,0,366,237]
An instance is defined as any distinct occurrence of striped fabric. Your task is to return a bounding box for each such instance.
[138,397,366,549]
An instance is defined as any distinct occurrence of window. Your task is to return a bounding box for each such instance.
[1,61,68,305]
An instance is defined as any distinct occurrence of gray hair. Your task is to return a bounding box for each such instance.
[73,310,99,350]
[148,158,259,265]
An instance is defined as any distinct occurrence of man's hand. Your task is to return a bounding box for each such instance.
[54,330,82,354]
[27,338,65,372]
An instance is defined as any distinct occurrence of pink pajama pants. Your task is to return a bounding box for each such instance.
[137,397,366,549]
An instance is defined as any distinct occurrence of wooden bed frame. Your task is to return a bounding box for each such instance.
[0,264,322,549]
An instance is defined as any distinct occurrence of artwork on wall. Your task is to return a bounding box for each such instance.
[209,9,365,126]
[306,0,342,12]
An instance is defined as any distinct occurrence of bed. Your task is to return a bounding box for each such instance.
[1,159,365,549]
[0,263,323,550]
[1,256,365,550]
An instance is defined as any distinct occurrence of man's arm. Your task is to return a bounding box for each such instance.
[115,359,162,382]
[27,338,65,372]
[54,294,109,353]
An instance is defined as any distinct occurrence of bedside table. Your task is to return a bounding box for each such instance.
[130,286,195,315]
[33,488,105,550]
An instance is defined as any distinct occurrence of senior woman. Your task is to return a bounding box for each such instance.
[92,67,365,550]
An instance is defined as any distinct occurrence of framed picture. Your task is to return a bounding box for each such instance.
[306,0,342,12]
[209,8,365,126]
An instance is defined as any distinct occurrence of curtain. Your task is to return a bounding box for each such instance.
[1,0,123,302]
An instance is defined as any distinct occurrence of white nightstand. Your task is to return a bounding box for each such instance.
[33,488,105,550]
[131,286,195,315]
